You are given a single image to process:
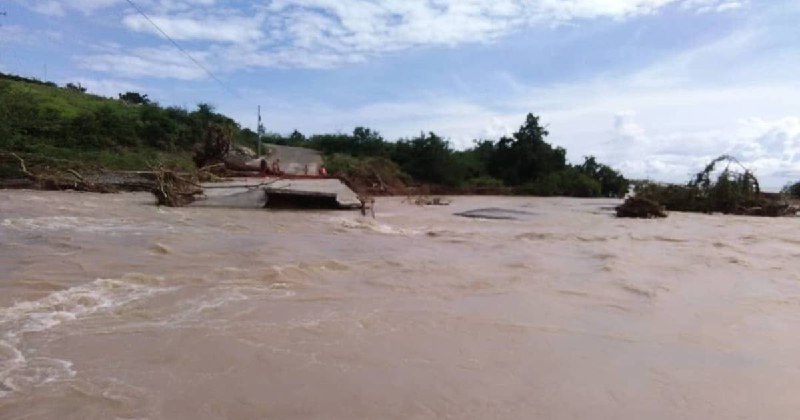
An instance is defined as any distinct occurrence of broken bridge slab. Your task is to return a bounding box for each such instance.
[191,177,362,209]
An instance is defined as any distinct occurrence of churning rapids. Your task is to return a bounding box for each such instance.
[1,190,799,419]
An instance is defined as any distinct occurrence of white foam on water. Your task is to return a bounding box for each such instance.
[331,216,421,236]
[0,275,174,397]
[2,216,175,234]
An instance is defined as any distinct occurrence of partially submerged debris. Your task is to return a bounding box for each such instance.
[1,152,205,207]
[616,197,667,219]
[405,195,451,206]
[1,152,116,193]
[455,208,534,220]
[192,178,363,210]
[630,155,798,218]
[737,202,797,217]
[359,196,376,218]
[264,189,341,209]
[152,169,203,207]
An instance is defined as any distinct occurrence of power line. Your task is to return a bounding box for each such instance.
[122,0,239,97]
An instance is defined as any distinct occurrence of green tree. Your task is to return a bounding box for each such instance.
[783,181,800,198]
[139,105,177,149]
[288,129,306,145]
[118,91,150,105]
[65,82,87,93]
[392,132,459,185]
[351,127,386,156]
[578,156,629,197]
[488,113,566,185]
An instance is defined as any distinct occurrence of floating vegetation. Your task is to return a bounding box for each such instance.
[628,155,798,218]
[616,197,667,219]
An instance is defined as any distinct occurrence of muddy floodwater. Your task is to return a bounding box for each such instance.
[1,190,800,419]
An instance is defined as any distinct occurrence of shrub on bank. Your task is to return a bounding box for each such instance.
[517,169,601,197]
[466,176,505,188]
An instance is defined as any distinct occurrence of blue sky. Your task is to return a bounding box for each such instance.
[2,0,800,188]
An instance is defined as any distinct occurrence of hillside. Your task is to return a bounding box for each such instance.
[0,73,239,176]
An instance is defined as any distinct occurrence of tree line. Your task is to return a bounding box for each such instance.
[239,114,629,197]
[0,72,628,197]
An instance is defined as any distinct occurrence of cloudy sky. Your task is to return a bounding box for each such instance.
[2,0,800,188]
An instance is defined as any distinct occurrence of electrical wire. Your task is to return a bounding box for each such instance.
[122,0,239,97]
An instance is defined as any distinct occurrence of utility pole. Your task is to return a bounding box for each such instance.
[257,105,265,156]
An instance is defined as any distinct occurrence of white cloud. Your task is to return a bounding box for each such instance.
[681,0,746,13]
[0,25,33,44]
[59,0,747,72]
[25,0,120,15]
[29,0,66,16]
[0,25,63,47]
[246,0,744,68]
[79,46,208,80]
[121,12,265,43]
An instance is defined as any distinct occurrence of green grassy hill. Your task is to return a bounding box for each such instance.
[0,72,238,175]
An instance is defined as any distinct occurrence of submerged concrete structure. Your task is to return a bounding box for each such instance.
[191,177,362,209]
[189,143,361,210]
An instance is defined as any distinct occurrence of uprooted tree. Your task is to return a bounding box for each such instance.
[192,123,233,169]
[0,152,203,207]
[151,167,203,207]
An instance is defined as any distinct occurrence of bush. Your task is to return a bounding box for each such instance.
[324,153,411,193]
[325,154,407,181]
[517,168,601,197]
[635,156,771,215]
[466,176,505,188]
[782,181,800,198]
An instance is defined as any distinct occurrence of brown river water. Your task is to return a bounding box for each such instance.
[1,190,800,419]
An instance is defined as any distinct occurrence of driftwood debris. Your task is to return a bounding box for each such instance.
[629,155,798,218]
[616,197,667,219]
[152,169,203,207]
[405,195,451,206]
[2,152,115,193]
[1,152,204,206]
[359,196,376,218]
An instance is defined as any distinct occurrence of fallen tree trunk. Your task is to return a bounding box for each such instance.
[1,152,203,206]
[2,152,116,193]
